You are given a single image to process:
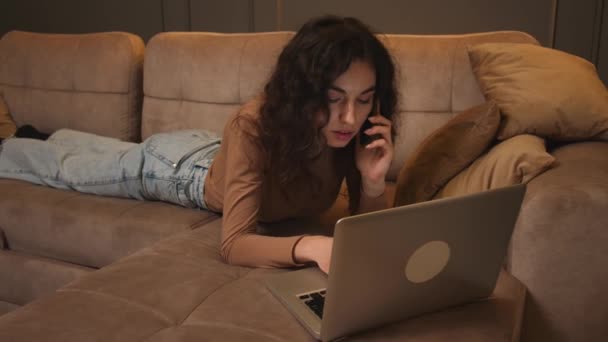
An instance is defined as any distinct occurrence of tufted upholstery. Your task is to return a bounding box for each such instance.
[3,29,606,341]
[0,220,526,342]
[141,31,537,181]
[0,31,145,142]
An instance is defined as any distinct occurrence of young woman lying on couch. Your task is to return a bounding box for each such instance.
[0,15,398,274]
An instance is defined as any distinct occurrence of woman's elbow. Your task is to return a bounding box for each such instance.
[219,241,234,265]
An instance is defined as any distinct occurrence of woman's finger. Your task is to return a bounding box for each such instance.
[368,115,392,127]
[365,138,389,150]
[364,125,392,144]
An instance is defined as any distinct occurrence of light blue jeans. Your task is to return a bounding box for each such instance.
[0,129,221,209]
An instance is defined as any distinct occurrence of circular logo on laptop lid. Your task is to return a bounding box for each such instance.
[405,241,451,283]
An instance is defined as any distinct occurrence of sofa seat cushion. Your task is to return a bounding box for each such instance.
[149,270,524,342]
[0,290,171,342]
[0,250,93,306]
[0,179,219,268]
[0,219,526,341]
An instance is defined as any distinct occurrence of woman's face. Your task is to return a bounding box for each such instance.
[321,60,376,148]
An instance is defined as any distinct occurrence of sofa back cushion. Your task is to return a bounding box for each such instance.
[142,32,292,140]
[142,31,537,181]
[0,31,144,142]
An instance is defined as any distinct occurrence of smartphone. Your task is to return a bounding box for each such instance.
[359,98,383,147]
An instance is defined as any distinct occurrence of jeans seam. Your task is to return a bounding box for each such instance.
[143,173,193,181]
[0,169,141,186]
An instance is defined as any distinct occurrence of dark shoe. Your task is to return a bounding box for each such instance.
[15,125,50,140]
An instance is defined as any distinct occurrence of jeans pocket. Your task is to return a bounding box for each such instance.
[144,130,220,171]
[142,130,220,207]
[194,157,213,169]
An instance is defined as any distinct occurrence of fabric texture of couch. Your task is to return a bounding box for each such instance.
[0,29,606,342]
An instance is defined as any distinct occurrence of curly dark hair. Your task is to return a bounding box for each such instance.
[257,15,399,202]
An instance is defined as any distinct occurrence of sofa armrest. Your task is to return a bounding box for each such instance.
[506,141,608,342]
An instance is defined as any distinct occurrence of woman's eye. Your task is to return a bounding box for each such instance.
[328,97,342,103]
[357,98,372,104]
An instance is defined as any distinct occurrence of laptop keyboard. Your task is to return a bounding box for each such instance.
[298,289,327,319]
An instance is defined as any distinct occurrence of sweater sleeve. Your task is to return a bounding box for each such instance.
[345,164,389,215]
[358,188,389,213]
[219,114,306,268]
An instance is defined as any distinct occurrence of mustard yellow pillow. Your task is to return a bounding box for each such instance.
[394,101,500,206]
[469,43,608,141]
[0,96,17,139]
[434,134,555,199]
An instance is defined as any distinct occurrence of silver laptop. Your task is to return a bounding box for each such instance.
[265,184,526,341]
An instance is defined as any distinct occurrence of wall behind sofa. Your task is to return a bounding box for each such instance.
[0,0,606,85]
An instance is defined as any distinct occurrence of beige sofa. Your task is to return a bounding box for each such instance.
[0,30,606,341]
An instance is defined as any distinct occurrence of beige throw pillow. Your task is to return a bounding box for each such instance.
[434,134,555,199]
[0,96,17,139]
[468,43,608,141]
[393,101,500,206]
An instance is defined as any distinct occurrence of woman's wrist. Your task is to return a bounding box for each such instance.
[361,178,386,198]
[293,235,325,264]
[293,236,315,264]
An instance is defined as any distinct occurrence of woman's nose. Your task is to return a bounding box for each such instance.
[340,101,356,125]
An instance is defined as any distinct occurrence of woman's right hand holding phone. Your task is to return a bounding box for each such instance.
[356,112,394,198]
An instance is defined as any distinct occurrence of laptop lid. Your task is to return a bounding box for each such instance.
[320,184,526,341]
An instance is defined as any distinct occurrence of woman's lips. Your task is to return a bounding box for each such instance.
[333,131,354,141]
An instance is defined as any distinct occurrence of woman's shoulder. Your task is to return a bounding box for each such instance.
[222,94,267,145]
[226,95,265,135]
[238,95,265,118]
